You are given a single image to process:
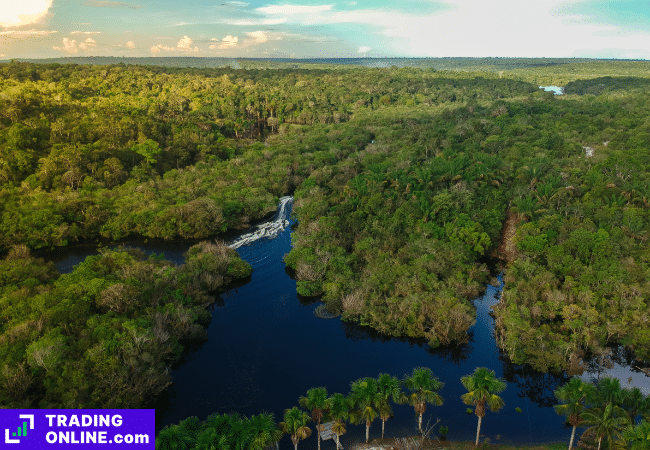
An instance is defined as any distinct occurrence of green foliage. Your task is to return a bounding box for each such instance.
[298,386,328,450]
[4,59,650,387]
[461,367,507,446]
[227,258,253,278]
[622,420,650,450]
[280,407,312,450]
[132,139,162,166]
[402,367,444,434]
[0,243,251,409]
[157,411,282,450]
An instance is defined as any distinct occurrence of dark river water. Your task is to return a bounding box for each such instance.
[40,201,649,447]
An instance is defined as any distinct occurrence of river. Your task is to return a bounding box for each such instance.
[40,198,649,447]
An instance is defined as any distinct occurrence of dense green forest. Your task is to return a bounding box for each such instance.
[0,243,251,407]
[2,59,650,410]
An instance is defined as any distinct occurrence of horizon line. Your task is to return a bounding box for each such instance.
[3,56,650,62]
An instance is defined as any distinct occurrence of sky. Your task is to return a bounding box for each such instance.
[1,0,650,59]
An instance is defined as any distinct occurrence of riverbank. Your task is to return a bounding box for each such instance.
[349,437,567,450]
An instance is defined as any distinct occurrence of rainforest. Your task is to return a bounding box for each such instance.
[1,58,650,448]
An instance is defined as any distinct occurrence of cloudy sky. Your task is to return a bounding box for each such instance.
[1,0,650,59]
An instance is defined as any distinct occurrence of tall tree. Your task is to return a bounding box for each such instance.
[623,387,649,424]
[376,373,405,439]
[402,367,444,435]
[350,376,381,443]
[298,387,329,450]
[327,393,351,450]
[581,403,629,450]
[248,412,283,450]
[279,407,312,450]
[554,377,597,450]
[460,367,507,447]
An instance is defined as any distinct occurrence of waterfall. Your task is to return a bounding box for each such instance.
[227,196,293,249]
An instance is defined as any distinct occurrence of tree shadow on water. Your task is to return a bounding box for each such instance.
[500,358,571,408]
[340,320,472,365]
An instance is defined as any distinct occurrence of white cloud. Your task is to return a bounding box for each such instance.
[237,4,332,26]
[210,35,239,49]
[0,29,58,36]
[379,0,648,57]
[151,36,199,54]
[0,0,53,28]
[256,4,333,15]
[71,31,101,35]
[177,35,192,49]
[53,36,97,53]
[248,0,650,58]
[150,44,174,53]
[358,46,371,54]
[244,30,284,44]
[221,17,287,26]
[53,38,79,54]
[78,37,96,50]
[224,1,249,6]
[126,40,135,48]
[236,30,329,47]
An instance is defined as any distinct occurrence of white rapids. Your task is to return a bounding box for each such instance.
[227,196,293,249]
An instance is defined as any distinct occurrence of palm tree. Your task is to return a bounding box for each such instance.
[155,424,194,450]
[623,387,650,424]
[156,416,198,450]
[402,367,444,435]
[228,416,253,450]
[327,393,351,450]
[596,378,624,409]
[622,420,650,450]
[299,387,329,450]
[248,412,283,450]
[279,407,312,450]
[554,377,597,450]
[460,367,507,447]
[377,401,393,441]
[581,403,629,450]
[203,413,236,437]
[376,373,405,439]
[350,377,381,443]
[194,428,230,450]
[178,416,202,435]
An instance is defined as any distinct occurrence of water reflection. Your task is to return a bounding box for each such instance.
[501,361,571,408]
[580,346,650,395]
[340,320,472,365]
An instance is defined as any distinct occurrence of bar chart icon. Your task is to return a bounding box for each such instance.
[4,415,33,444]
[12,421,28,437]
